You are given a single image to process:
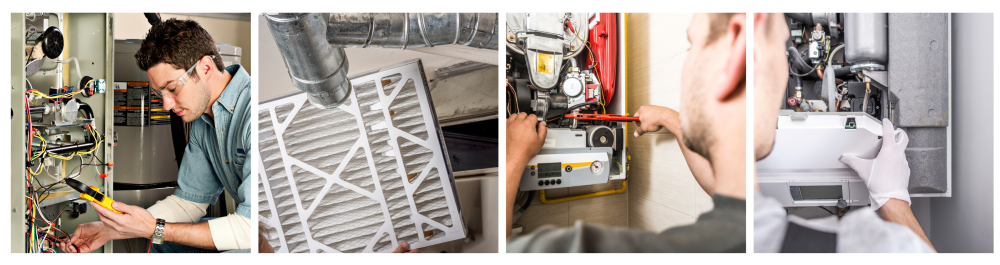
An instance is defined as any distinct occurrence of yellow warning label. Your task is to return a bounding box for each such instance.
[151,115,171,120]
[538,53,554,74]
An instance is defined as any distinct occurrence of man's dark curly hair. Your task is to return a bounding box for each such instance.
[136,18,224,79]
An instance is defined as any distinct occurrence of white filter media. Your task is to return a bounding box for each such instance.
[257,60,466,253]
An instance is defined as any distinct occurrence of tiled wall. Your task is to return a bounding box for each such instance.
[625,13,715,232]
[516,181,628,234]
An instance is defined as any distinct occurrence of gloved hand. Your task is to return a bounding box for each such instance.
[840,118,911,211]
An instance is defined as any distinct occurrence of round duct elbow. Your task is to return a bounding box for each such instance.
[265,13,352,109]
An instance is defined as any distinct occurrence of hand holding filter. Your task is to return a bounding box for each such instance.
[64,178,122,214]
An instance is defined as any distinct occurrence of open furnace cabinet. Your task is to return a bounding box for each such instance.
[505,13,627,213]
[12,13,115,253]
[757,13,951,215]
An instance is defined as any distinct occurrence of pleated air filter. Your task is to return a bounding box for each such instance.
[257,59,466,253]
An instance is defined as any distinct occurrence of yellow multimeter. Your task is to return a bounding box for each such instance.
[65,178,122,214]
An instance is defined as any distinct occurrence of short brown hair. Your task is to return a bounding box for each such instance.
[705,13,736,46]
[136,18,224,77]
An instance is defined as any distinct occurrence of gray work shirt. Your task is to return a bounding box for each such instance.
[754,191,934,253]
[507,195,746,253]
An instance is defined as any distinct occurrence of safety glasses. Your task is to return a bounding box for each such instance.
[152,56,214,98]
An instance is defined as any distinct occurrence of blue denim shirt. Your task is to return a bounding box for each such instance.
[174,64,251,219]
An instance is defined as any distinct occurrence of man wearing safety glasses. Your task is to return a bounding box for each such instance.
[58,18,252,253]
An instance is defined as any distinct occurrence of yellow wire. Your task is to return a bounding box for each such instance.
[76,125,102,156]
[29,160,44,176]
[30,131,47,161]
[25,80,88,99]
[48,152,76,161]
[570,24,607,115]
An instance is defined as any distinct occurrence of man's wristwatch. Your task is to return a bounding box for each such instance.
[151,218,166,245]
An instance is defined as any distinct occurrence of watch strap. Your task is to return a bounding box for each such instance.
[152,218,166,245]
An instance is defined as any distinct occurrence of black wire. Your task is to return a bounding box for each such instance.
[39,204,72,225]
[549,101,600,121]
[92,151,105,164]
[30,172,51,204]
[789,61,816,77]
[817,206,836,216]
[26,46,36,63]
[88,131,106,165]
[519,191,534,213]
[36,156,101,199]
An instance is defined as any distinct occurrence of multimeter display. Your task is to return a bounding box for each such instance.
[790,185,843,200]
[537,162,562,178]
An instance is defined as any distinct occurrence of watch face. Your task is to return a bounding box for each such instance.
[562,78,583,97]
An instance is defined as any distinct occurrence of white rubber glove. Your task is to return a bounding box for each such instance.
[839,118,911,211]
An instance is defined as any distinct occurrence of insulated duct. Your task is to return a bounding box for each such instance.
[265,13,498,109]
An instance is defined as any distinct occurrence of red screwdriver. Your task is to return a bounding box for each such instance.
[563,114,640,122]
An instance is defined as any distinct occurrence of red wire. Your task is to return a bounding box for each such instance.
[147,240,152,253]
[25,95,32,160]
[565,21,576,33]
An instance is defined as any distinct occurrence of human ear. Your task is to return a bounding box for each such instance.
[713,13,747,102]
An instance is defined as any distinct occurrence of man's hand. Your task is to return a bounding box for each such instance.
[506,112,546,238]
[840,118,911,211]
[91,201,158,239]
[391,242,425,253]
[633,105,680,137]
[57,221,120,253]
[506,113,547,165]
[632,105,717,195]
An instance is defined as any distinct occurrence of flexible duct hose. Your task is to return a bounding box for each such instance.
[326,13,498,50]
[785,13,813,25]
[788,47,816,77]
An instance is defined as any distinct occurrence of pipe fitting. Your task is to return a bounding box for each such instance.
[266,13,498,109]
[265,13,352,109]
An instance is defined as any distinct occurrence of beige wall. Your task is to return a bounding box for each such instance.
[625,13,714,232]
[516,181,629,234]
[114,13,252,74]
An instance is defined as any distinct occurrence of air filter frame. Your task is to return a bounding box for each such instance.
[257,59,467,253]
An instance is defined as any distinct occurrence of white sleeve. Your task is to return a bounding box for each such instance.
[753,191,790,253]
[208,213,252,250]
[146,195,209,223]
[838,209,936,253]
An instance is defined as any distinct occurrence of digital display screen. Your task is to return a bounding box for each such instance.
[537,163,561,178]
[791,185,843,200]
